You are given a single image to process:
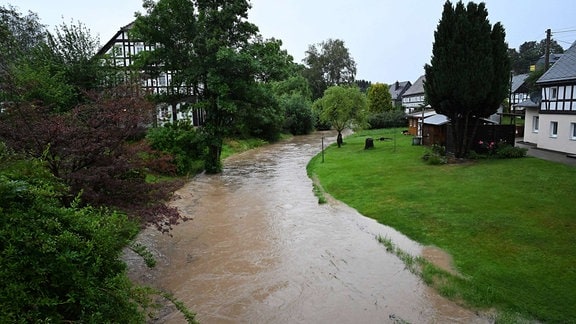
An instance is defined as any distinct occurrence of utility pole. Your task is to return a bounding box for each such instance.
[544,28,551,70]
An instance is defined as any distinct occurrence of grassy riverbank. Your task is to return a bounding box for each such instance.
[307,128,576,323]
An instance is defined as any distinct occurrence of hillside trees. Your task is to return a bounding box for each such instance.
[303,38,357,100]
[133,0,297,173]
[424,1,510,158]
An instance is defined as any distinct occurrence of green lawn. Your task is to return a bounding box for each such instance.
[307,128,576,323]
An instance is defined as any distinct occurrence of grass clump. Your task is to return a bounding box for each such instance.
[307,128,576,323]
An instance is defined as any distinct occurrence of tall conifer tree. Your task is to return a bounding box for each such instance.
[424,1,510,158]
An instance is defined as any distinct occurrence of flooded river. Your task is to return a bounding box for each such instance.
[128,131,490,323]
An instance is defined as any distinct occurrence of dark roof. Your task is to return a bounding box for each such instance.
[403,75,426,96]
[388,81,411,100]
[96,21,135,56]
[535,53,563,68]
[537,42,576,84]
[511,73,529,93]
[515,98,540,108]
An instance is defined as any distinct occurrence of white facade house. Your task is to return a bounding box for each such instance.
[524,42,576,155]
[97,22,203,126]
[402,75,426,114]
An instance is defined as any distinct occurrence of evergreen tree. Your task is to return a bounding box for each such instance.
[424,1,510,158]
[367,83,393,113]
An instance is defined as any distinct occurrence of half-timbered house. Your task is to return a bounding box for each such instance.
[97,22,203,125]
[524,42,576,155]
[402,75,426,114]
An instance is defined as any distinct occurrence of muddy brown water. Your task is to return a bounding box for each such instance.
[127,131,491,324]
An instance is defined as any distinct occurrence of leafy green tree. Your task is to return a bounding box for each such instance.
[314,85,367,147]
[1,9,106,111]
[424,1,510,158]
[280,92,314,135]
[271,75,314,135]
[133,0,291,173]
[367,83,393,113]
[0,5,46,68]
[0,5,47,102]
[271,75,313,99]
[47,20,104,96]
[303,38,357,100]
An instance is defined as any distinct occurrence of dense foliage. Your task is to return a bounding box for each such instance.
[147,120,206,175]
[133,0,297,173]
[367,83,393,113]
[424,1,510,158]
[367,110,407,129]
[0,148,145,323]
[0,87,184,232]
[271,75,314,135]
[302,38,357,100]
[313,85,367,146]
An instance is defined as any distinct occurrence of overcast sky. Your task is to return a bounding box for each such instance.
[7,0,576,84]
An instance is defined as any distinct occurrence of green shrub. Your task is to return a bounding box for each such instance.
[422,144,447,165]
[495,144,528,159]
[146,120,205,175]
[367,110,407,129]
[281,93,314,135]
[469,143,528,160]
[0,156,144,323]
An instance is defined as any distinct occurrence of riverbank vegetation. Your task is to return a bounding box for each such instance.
[307,128,576,323]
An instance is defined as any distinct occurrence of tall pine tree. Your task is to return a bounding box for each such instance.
[424,1,510,158]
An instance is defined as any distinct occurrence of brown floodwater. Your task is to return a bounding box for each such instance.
[127,131,491,324]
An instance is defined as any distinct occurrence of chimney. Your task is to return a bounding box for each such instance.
[395,81,399,90]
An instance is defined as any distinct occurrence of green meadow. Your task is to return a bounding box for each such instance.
[307,129,576,323]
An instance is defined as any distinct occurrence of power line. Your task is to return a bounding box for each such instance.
[553,29,576,34]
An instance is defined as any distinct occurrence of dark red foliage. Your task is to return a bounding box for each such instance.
[0,86,188,232]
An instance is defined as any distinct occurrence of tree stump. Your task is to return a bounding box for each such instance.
[364,137,374,150]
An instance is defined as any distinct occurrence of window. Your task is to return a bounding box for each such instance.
[571,123,576,140]
[550,121,558,138]
[551,87,558,100]
[532,116,539,133]
[158,73,167,86]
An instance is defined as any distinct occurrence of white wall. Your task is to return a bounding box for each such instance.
[523,108,539,144]
[537,114,576,155]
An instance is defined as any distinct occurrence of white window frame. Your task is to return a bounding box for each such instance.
[551,87,558,100]
[550,121,558,138]
[532,116,539,133]
[570,122,576,141]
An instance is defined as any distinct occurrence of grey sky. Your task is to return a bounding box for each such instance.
[7,0,576,84]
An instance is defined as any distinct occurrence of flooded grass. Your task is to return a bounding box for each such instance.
[307,128,576,323]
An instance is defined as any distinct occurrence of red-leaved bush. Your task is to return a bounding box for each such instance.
[0,86,187,232]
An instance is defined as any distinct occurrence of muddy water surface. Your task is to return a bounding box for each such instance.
[130,131,490,324]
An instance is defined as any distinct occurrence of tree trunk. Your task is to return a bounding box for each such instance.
[337,131,343,148]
